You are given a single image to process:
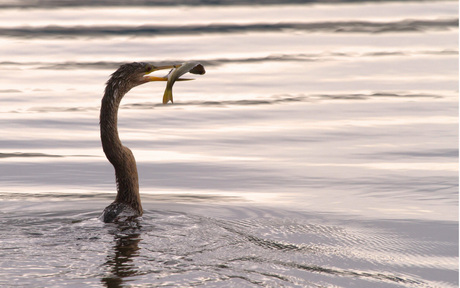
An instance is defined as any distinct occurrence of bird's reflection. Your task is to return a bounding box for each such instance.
[102,222,142,288]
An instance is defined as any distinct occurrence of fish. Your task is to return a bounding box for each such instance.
[162,62,206,104]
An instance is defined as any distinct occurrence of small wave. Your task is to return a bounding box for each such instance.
[276,261,423,286]
[0,0,445,9]
[0,152,63,158]
[26,106,98,113]
[0,19,456,39]
[0,152,97,158]
[314,92,443,100]
[12,92,445,114]
[133,92,442,107]
[1,49,456,71]
[0,89,21,93]
[362,149,459,160]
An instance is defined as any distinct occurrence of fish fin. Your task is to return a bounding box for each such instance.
[162,88,173,104]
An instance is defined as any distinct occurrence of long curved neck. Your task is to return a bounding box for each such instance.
[100,82,142,215]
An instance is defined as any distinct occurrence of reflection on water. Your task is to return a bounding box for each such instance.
[0,0,458,287]
[102,223,142,288]
[1,198,456,287]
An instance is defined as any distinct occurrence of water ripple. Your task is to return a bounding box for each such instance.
[1,0,455,9]
[0,49,456,71]
[0,199,457,287]
[7,92,445,114]
[0,19,456,39]
[0,152,63,158]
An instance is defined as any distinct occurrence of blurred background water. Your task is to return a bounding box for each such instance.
[0,1,458,287]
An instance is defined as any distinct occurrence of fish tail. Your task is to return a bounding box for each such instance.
[162,88,173,104]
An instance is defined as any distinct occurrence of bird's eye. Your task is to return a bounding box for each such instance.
[146,66,153,73]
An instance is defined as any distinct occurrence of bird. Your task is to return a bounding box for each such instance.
[99,62,178,223]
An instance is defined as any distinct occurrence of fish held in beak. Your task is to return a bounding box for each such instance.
[162,62,206,104]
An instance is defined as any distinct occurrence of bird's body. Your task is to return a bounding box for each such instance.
[99,62,205,223]
[99,62,171,223]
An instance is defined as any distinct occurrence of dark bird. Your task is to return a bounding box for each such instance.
[100,62,205,223]
[99,62,178,223]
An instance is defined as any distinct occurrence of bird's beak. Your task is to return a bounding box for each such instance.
[146,76,168,81]
[144,64,181,82]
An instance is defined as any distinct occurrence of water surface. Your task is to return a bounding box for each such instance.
[0,1,458,287]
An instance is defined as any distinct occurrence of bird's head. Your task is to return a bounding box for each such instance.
[107,62,178,91]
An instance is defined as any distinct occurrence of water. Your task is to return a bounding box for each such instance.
[0,1,458,287]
